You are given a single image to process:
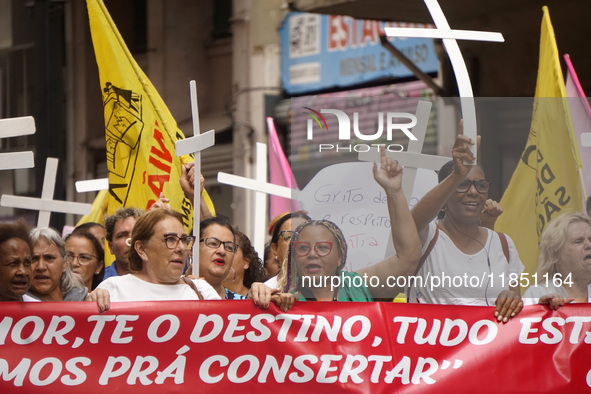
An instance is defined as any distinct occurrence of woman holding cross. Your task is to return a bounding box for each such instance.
[409,124,524,322]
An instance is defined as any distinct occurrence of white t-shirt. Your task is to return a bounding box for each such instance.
[264,275,278,289]
[97,274,221,301]
[408,222,525,306]
[22,294,41,302]
[523,282,591,305]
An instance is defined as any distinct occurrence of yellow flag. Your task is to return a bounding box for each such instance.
[86,0,214,232]
[76,189,116,266]
[495,6,583,277]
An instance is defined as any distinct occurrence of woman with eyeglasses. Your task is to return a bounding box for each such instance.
[279,150,422,301]
[65,231,105,291]
[193,216,293,311]
[197,216,242,299]
[87,209,218,310]
[281,220,373,301]
[410,126,524,322]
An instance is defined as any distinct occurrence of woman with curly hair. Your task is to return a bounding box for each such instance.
[222,230,267,297]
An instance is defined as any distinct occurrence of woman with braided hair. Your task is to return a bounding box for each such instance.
[279,150,422,301]
[280,219,373,301]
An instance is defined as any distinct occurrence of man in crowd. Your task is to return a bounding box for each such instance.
[103,207,143,279]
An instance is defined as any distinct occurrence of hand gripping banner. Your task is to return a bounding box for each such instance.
[0,301,590,392]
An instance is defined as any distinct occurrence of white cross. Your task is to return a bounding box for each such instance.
[174,80,215,276]
[358,101,450,256]
[0,116,36,170]
[1,158,92,228]
[385,0,505,161]
[218,142,301,256]
[75,178,109,192]
[253,143,268,257]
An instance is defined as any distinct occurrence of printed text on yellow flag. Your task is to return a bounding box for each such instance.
[496,6,583,278]
[86,0,215,234]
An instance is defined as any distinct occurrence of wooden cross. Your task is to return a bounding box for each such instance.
[0,116,36,170]
[385,0,505,161]
[358,100,450,256]
[218,142,300,256]
[174,80,215,276]
[1,158,92,228]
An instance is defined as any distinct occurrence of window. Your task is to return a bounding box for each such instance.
[212,0,232,38]
[104,0,147,54]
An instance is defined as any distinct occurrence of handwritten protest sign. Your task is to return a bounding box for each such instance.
[298,162,437,271]
[0,302,589,393]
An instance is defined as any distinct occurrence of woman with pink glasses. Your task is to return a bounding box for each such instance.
[279,151,422,301]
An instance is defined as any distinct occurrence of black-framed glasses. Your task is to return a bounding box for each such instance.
[163,234,196,249]
[66,253,97,265]
[279,230,293,241]
[293,241,333,257]
[200,237,238,253]
[456,179,491,194]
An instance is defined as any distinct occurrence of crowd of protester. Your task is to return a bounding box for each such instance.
[1,128,589,316]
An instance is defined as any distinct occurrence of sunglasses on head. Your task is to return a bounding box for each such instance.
[279,230,293,241]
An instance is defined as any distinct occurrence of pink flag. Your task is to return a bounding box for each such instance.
[267,117,300,218]
[564,54,591,207]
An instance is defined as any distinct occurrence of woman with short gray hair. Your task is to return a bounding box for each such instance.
[27,227,87,301]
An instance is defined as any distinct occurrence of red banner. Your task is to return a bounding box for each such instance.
[0,301,589,392]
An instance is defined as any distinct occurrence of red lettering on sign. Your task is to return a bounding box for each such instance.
[360,20,379,47]
[151,128,172,164]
